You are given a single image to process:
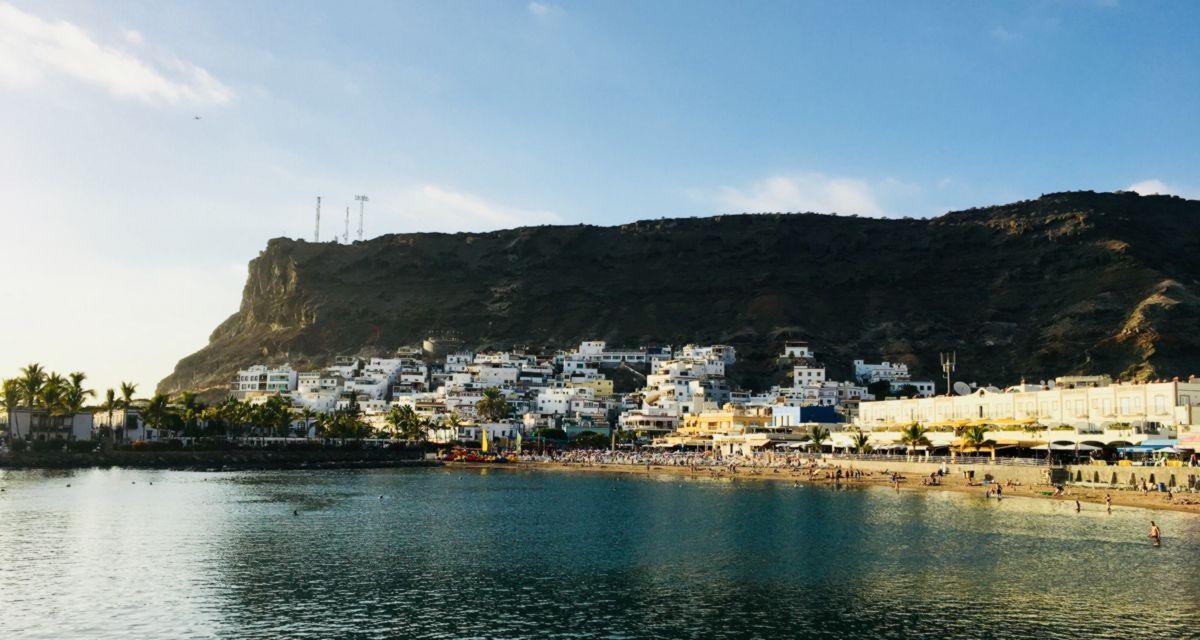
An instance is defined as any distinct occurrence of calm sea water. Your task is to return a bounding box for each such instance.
[1,466,1197,639]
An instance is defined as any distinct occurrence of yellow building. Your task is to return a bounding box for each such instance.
[571,378,614,398]
[654,405,774,449]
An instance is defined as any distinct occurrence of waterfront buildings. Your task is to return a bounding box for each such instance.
[7,408,94,441]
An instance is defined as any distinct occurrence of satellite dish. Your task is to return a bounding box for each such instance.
[953,381,972,396]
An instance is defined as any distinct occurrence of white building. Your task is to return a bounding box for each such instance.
[853,359,909,384]
[233,364,297,397]
[793,363,826,386]
[857,378,1200,438]
[782,340,813,359]
[8,409,93,441]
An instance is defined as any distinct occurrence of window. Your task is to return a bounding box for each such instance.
[1155,396,1166,413]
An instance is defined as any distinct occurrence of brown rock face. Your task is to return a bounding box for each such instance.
[158,191,1200,397]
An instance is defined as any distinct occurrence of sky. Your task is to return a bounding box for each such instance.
[1,0,1197,398]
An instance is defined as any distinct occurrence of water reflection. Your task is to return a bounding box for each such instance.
[1,467,1197,639]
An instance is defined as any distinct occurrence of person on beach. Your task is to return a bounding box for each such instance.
[1149,521,1161,546]
[1074,499,1081,512]
[1105,494,1112,513]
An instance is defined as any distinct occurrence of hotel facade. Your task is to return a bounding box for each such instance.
[857,378,1200,438]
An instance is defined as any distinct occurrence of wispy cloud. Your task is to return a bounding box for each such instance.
[0,2,232,105]
[701,172,889,217]
[527,2,562,19]
[1125,179,1198,200]
[378,184,561,233]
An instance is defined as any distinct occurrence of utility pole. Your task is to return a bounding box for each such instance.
[343,206,350,243]
[940,351,956,396]
[354,194,369,241]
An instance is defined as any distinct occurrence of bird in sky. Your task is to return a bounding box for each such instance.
[193,115,202,120]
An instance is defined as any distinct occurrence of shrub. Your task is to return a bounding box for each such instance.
[130,439,184,452]
[10,438,27,452]
[66,440,97,453]
[30,438,68,452]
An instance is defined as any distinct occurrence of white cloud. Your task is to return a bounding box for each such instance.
[374,184,562,233]
[0,2,232,105]
[1124,179,1197,199]
[707,173,887,217]
[527,2,562,18]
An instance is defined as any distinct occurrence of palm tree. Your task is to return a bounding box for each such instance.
[39,374,67,416]
[899,423,931,456]
[176,391,201,435]
[297,407,317,437]
[850,429,872,454]
[63,371,94,414]
[2,379,22,441]
[806,425,830,453]
[19,363,47,409]
[386,405,419,440]
[141,394,173,440]
[118,381,138,442]
[99,388,117,443]
[475,387,510,423]
[961,424,989,457]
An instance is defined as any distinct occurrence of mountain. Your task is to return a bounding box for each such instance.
[159,191,1200,397]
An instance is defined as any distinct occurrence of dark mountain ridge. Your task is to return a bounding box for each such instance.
[159,191,1200,396]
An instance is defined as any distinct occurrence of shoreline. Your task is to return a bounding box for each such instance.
[452,460,1200,516]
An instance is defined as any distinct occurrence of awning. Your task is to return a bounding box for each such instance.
[1031,443,1100,452]
[1139,438,1178,448]
[1118,445,1171,453]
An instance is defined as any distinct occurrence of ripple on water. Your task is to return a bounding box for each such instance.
[0,466,1197,639]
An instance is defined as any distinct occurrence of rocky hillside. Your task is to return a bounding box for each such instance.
[159,191,1200,396]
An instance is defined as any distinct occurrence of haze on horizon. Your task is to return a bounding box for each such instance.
[1,0,1197,397]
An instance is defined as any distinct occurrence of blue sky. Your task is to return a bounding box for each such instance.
[1,0,1197,395]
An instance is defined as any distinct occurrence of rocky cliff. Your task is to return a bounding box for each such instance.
[159,191,1200,396]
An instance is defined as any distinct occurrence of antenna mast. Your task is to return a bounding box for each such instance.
[314,196,321,242]
[355,194,369,241]
[940,351,956,396]
[343,206,350,243]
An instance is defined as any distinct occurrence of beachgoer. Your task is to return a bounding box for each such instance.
[1149,521,1161,546]
[1105,494,1112,513]
[1074,500,1081,512]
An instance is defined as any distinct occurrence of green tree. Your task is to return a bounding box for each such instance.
[961,424,989,456]
[866,380,892,400]
[900,423,931,455]
[807,425,830,452]
[475,387,510,423]
[19,363,46,409]
[98,388,117,443]
[39,373,68,416]
[533,427,567,441]
[850,428,872,454]
[63,371,95,415]
[297,407,317,437]
[571,430,609,449]
[386,405,418,439]
[117,381,138,443]
[2,379,22,440]
[252,395,293,437]
[141,394,174,440]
